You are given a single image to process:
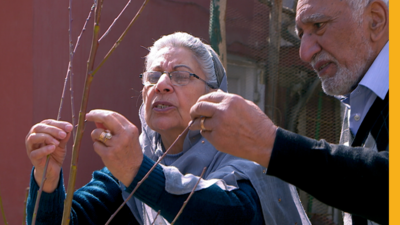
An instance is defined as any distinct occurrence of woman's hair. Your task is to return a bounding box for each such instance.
[145,32,225,89]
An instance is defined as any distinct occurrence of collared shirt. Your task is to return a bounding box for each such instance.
[341,42,389,136]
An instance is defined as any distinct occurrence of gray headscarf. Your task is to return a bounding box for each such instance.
[121,34,309,225]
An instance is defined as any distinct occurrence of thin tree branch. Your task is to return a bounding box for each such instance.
[171,167,207,225]
[33,0,149,222]
[31,155,50,225]
[67,0,75,138]
[105,120,195,225]
[56,4,95,125]
[98,0,132,43]
[71,4,95,138]
[32,2,75,222]
[150,210,161,225]
[61,1,104,224]
[23,187,29,225]
[91,0,150,77]
[31,4,96,225]
[70,70,76,139]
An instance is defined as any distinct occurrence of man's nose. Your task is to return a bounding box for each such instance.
[299,34,321,63]
[155,73,173,94]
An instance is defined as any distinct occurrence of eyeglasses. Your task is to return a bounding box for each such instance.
[140,71,216,89]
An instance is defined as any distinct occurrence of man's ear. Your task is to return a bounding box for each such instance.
[367,0,389,42]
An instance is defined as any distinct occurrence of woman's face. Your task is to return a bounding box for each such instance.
[142,46,211,136]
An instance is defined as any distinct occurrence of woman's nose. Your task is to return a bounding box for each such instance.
[155,73,174,94]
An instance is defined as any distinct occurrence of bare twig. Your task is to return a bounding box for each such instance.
[0,187,7,225]
[67,4,75,135]
[57,5,95,125]
[34,0,148,223]
[31,154,54,225]
[61,1,105,224]
[99,0,132,43]
[31,155,50,225]
[70,71,76,139]
[72,5,95,59]
[150,210,161,225]
[23,187,29,225]
[70,4,95,138]
[67,0,75,138]
[31,4,96,225]
[91,0,150,77]
[105,120,195,225]
[171,167,207,225]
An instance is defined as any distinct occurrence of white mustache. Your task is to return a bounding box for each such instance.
[311,52,337,70]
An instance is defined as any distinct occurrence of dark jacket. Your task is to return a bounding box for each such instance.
[267,93,389,224]
[26,156,264,225]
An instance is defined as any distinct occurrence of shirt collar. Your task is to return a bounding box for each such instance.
[358,42,389,100]
[339,42,389,105]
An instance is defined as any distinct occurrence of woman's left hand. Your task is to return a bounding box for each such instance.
[86,109,143,187]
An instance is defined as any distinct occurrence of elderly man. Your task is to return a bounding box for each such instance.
[190,0,389,224]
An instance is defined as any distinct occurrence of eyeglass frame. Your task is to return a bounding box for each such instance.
[140,71,216,89]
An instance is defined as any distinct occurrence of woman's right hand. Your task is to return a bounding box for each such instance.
[25,119,73,193]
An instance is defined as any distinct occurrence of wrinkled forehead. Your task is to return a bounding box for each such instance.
[148,47,188,70]
[296,0,312,17]
[295,0,348,29]
[296,0,327,22]
[147,47,175,69]
[147,46,203,77]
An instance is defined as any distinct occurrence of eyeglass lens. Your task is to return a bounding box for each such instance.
[144,71,192,86]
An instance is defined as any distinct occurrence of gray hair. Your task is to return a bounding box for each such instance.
[145,32,225,89]
[348,0,388,20]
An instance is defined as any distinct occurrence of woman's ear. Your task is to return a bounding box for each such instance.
[141,86,149,103]
[367,0,388,42]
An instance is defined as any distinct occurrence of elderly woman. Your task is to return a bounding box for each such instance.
[26,32,309,225]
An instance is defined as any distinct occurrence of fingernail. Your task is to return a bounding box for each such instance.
[65,124,73,132]
[59,131,66,139]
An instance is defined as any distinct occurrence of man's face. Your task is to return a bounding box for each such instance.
[295,0,373,96]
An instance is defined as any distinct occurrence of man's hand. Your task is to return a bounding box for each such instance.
[190,90,277,168]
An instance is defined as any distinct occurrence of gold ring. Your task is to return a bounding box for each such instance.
[200,117,206,131]
[99,130,112,143]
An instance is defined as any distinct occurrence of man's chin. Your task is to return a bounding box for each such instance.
[321,79,352,96]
